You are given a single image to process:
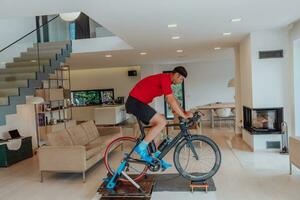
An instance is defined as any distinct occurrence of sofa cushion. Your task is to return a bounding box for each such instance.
[67,125,89,146]
[97,127,122,136]
[85,142,106,160]
[89,133,121,148]
[86,145,101,160]
[85,132,121,160]
[47,129,73,146]
[80,120,100,142]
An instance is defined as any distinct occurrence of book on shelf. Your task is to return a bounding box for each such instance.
[38,113,46,126]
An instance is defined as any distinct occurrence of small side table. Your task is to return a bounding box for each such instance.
[0,136,33,167]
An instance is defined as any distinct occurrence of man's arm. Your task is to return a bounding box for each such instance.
[165,94,191,119]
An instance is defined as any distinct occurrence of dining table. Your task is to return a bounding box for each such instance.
[196,103,235,128]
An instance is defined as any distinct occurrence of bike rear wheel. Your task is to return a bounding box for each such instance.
[173,135,221,181]
[104,136,148,183]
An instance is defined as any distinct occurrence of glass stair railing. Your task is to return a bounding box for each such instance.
[0,15,73,126]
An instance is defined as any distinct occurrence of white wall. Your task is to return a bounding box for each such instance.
[239,34,253,108]
[70,66,141,99]
[250,29,288,108]
[141,57,235,114]
[72,36,133,54]
[239,28,293,136]
[0,17,36,67]
[289,20,300,136]
[234,47,242,132]
[293,40,300,135]
[47,15,69,42]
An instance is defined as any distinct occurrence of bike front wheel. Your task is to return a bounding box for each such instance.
[173,135,221,181]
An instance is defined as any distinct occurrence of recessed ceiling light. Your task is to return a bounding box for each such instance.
[140,52,147,55]
[231,18,242,22]
[223,32,232,36]
[176,49,183,53]
[214,47,221,50]
[168,24,177,28]
[31,60,37,62]
[105,54,112,58]
[172,36,180,40]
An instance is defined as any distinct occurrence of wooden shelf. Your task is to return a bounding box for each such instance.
[36,88,64,101]
[36,64,73,141]
[38,107,71,113]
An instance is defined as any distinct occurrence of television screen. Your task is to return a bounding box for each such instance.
[71,90,101,106]
[71,89,114,106]
[100,89,114,104]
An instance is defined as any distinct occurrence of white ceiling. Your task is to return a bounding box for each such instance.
[1,0,300,68]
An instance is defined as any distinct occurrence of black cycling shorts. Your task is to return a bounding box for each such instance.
[125,96,156,124]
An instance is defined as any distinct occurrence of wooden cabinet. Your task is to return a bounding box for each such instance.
[0,137,33,167]
[94,105,126,125]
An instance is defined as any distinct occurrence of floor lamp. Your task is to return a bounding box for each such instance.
[30,97,44,148]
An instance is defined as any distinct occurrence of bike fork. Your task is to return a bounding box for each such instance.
[187,139,199,160]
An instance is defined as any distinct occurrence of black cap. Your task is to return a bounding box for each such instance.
[172,66,187,78]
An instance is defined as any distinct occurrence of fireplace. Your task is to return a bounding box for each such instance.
[243,106,283,134]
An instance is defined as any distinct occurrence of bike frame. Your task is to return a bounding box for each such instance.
[105,117,201,190]
[126,120,199,165]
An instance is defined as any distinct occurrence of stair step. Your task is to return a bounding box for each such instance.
[33,41,70,48]
[14,53,56,62]
[0,88,19,97]
[0,66,41,74]
[6,60,50,68]
[0,97,8,105]
[27,48,62,54]
[20,50,60,58]
[0,73,36,81]
[0,80,28,89]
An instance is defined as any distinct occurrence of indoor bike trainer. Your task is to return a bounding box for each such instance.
[98,111,221,199]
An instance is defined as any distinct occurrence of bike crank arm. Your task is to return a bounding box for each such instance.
[127,157,147,165]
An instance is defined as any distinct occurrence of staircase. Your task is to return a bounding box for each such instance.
[0,41,72,126]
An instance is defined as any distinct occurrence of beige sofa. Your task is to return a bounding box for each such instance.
[289,136,300,174]
[38,120,122,182]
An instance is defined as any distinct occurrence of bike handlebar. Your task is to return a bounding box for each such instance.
[178,111,201,128]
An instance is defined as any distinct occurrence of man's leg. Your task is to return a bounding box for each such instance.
[134,114,172,169]
[144,113,167,143]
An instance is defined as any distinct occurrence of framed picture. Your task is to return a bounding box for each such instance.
[163,71,185,119]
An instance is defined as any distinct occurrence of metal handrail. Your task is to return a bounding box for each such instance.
[0,15,59,53]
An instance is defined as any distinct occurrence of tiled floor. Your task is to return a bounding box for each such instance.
[0,127,299,200]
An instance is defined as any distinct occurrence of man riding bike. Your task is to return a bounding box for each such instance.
[125,66,193,170]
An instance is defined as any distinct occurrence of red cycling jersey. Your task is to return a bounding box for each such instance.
[129,73,173,104]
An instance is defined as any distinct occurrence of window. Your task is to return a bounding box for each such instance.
[163,71,185,119]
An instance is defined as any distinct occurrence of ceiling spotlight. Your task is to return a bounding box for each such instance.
[223,32,232,36]
[214,47,221,50]
[140,52,147,55]
[176,49,183,53]
[168,24,177,28]
[172,36,180,40]
[105,54,112,58]
[231,18,242,22]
